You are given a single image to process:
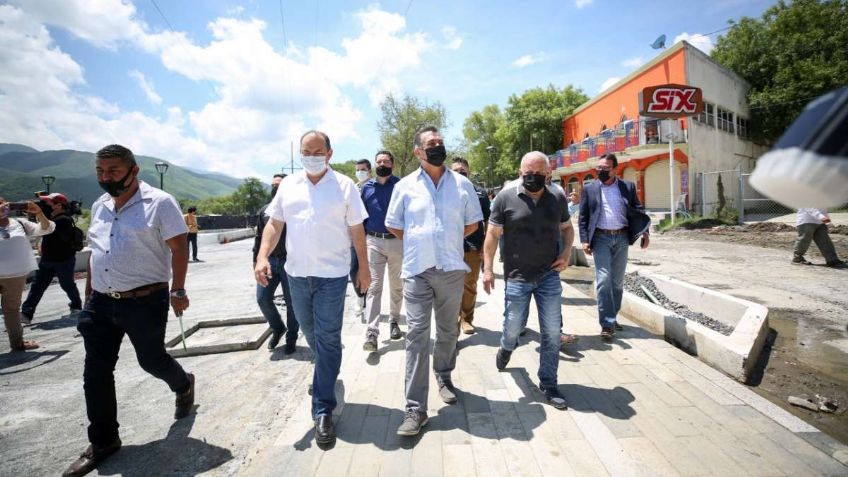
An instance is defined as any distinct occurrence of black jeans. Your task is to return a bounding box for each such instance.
[77,288,190,447]
[187,233,198,260]
[22,257,82,317]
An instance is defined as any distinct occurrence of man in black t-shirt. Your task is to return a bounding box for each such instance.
[21,193,82,323]
[482,152,574,410]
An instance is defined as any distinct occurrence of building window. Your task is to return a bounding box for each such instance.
[736,116,750,139]
[717,106,735,134]
[696,102,715,127]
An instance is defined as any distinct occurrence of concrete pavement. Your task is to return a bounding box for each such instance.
[1,239,847,476]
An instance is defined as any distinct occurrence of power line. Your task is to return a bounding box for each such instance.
[686,24,734,40]
[277,0,288,46]
[149,0,176,32]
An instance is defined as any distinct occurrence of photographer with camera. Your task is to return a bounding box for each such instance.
[0,196,55,351]
[21,193,83,324]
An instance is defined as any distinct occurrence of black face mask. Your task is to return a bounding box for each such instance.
[522,173,546,193]
[270,186,279,198]
[424,145,447,167]
[597,170,611,182]
[457,171,468,177]
[98,168,135,197]
[375,165,393,177]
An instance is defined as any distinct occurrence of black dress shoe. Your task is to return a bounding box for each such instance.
[283,341,296,354]
[268,331,282,350]
[62,438,122,477]
[315,414,336,448]
[175,373,195,419]
[496,347,512,371]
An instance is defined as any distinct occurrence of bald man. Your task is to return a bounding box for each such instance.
[482,151,574,410]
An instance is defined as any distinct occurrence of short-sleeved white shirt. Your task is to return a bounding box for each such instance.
[88,181,188,293]
[266,169,367,278]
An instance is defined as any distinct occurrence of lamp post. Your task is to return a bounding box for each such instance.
[41,175,55,193]
[154,161,169,191]
[485,146,496,189]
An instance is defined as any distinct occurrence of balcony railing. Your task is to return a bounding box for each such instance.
[553,118,685,168]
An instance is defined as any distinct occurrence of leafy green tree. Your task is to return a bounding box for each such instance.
[330,160,359,181]
[462,104,505,187]
[232,177,269,216]
[376,93,447,175]
[711,0,848,142]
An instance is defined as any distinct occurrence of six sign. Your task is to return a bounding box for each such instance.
[639,83,704,119]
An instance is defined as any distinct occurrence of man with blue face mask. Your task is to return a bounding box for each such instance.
[255,130,369,449]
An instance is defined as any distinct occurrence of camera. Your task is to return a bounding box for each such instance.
[8,202,29,212]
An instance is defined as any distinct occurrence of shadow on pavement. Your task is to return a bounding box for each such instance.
[0,349,69,374]
[96,413,233,477]
[365,339,404,366]
[29,313,79,331]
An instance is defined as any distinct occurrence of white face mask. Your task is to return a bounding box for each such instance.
[302,155,328,175]
[355,170,370,182]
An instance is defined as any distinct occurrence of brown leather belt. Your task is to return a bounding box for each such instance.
[96,282,169,299]
[366,230,396,239]
[596,228,628,235]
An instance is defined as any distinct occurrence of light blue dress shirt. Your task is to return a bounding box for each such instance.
[385,168,483,278]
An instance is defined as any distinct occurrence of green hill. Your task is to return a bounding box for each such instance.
[0,144,242,207]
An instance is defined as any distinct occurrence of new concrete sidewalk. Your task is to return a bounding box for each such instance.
[2,239,847,476]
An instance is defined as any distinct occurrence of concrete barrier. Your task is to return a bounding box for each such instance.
[619,271,769,383]
[197,228,255,246]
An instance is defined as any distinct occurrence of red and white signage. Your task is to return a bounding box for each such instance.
[639,84,704,119]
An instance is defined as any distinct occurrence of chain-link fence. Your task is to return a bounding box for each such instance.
[697,169,793,223]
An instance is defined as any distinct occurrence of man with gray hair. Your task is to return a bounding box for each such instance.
[386,126,483,436]
[482,151,574,409]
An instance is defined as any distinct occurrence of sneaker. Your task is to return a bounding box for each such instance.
[396,410,429,436]
[390,322,402,340]
[825,260,847,268]
[460,320,476,335]
[267,331,282,350]
[363,333,378,352]
[174,373,195,419]
[438,380,458,404]
[601,326,615,341]
[496,347,512,371]
[540,384,568,410]
[11,340,39,351]
[792,257,813,265]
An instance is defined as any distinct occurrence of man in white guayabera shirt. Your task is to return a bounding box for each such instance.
[385,125,484,437]
[64,144,194,477]
[0,197,54,352]
[255,130,370,450]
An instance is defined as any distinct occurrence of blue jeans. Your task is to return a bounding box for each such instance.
[287,274,347,418]
[256,256,299,345]
[22,257,82,317]
[500,270,562,388]
[591,233,629,327]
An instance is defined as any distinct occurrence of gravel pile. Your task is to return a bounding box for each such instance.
[746,222,795,233]
[623,272,735,336]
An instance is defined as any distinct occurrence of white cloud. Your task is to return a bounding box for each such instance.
[128,70,162,105]
[0,2,436,177]
[226,5,245,16]
[575,0,595,8]
[621,56,644,69]
[599,77,621,92]
[674,32,715,55]
[442,26,463,50]
[512,52,545,68]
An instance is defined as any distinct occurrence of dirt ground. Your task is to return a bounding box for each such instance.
[619,227,848,444]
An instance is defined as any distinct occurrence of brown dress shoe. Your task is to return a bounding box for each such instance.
[460,320,476,335]
[62,438,121,477]
[175,373,195,419]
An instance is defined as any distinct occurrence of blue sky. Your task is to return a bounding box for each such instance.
[0,0,775,179]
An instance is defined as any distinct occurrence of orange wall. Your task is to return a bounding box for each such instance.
[563,48,687,147]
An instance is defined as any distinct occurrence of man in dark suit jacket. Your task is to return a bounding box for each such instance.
[578,153,651,340]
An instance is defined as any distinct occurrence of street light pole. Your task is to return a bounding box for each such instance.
[41,175,55,193]
[485,145,496,189]
[154,161,169,191]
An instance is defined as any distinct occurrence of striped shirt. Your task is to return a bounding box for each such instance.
[597,179,629,230]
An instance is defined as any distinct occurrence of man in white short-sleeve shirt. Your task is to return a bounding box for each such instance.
[64,144,195,477]
[255,130,370,449]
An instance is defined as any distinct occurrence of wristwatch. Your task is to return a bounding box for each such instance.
[170,289,187,298]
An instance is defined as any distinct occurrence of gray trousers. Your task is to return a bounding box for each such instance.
[365,235,404,336]
[403,268,466,413]
[794,223,838,263]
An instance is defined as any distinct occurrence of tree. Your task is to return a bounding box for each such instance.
[330,160,359,182]
[376,93,447,175]
[231,178,269,216]
[462,104,505,187]
[711,0,848,143]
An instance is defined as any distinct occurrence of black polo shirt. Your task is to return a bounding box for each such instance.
[489,182,570,282]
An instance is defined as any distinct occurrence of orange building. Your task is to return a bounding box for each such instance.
[555,41,766,213]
